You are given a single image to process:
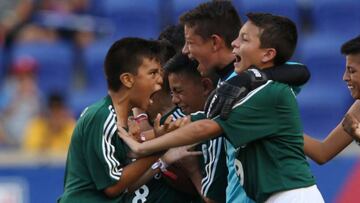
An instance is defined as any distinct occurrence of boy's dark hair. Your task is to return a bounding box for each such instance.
[341,35,360,55]
[158,24,185,53]
[104,37,163,91]
[179,1,241,49]
[165,53,200,79]
[246,12,298,66]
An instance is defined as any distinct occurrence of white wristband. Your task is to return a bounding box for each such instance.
[151,158,168,172]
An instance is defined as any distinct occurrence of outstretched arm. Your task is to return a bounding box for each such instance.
[104,155,160,197]
[118,119,223,157]
[264,62,310,86]
[303,100,360,164]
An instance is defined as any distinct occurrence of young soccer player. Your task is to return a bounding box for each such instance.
[304,35,360,164]
[58,38,198,203]
[118,13,324,202]
[164,53,225,203]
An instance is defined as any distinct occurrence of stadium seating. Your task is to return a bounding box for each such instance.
[11,42,74,96]
[102,0,161,38]
[68,40,112,116]
[297,33,351,138]
[172,0,209,21]
[233,0,301,29]
[0,47,4,82]
[311,0,360,36]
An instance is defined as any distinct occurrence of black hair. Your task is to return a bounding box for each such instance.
[246,12,298,66]
[104,37,163,91]
[341,35,360,55]
[164,53,200,79]
[158,24,185,52]
[179,1,241,49]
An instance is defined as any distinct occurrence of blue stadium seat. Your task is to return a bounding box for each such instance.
[172,0,209,21]
[0,47,4,82]
[311,0,360,36]
[103,0,161,38]
[82,40,112,91]
[11,42,74,95]
[297,33,351,138]
[233,0,301,29]
[69,40,112,116]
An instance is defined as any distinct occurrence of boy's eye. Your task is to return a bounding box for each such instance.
[348,67,355,74]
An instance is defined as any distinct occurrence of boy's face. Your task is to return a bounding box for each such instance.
[130,58,163,110]
[168,72,206,114]
[231,21,264,74]
[183,25,214,76]
[343,53,360,99]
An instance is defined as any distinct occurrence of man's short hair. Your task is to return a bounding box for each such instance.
[341,35,360,55]
[104,37,163,91]
[179,1,241,49]
[246,12,298,66]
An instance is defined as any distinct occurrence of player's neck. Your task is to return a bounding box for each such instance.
[108,90,131,128]
[217,49,235,69]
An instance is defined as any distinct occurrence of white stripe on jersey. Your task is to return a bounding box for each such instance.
[232,80,272,109]
[172,108,185,120]
[201,137,223,196]
[102,105,123,180]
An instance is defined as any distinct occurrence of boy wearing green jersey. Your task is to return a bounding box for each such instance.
[59,38,198,203]
[119,13,324,202]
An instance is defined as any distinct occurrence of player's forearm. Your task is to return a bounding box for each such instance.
[137,120,222,156]
[127,165,161,192]
[104,155,160,198]
[304,127,353,164]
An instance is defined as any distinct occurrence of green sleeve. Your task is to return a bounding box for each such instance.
[190,111,206,122]
[213,83,297,148]
[82,110,124,190]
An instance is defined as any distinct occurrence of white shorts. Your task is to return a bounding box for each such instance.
[265,185,324,203]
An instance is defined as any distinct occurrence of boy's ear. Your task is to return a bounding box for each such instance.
[261,48,277,64]
[119,73,135,88]
[210,34,224,52]
[201,77,215,97]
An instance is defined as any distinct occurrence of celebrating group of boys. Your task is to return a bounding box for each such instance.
[58,1,360,202]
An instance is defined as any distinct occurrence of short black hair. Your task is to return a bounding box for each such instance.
[164,53,200,79]
[104,37,163,91]
[246,12,298,66]
[164,53,219,86]
[158,24,185,53]
[341,35,360,55]
[179,1,241,49]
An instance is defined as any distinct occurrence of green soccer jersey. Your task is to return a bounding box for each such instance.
[161,108,227,203]
[59,96,193,203]
[214,81,315,202]
[190,111,227,203]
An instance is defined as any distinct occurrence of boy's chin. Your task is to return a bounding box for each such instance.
[234,66,246,74]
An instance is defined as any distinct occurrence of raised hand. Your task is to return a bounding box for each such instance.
[161,144,202,166]
[153,114,190,137]
[342,113,360,142]
[117,126,143,156]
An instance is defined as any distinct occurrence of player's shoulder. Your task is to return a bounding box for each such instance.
[260,81,293,97]
[78,96,114,125]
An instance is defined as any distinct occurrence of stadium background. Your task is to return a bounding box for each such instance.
[0,0,359,202]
